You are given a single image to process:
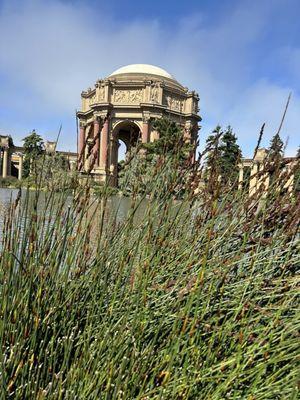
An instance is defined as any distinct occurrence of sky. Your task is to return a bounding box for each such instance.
[0,0,299,157]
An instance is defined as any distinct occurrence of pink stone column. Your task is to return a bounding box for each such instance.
[99,118,109,170]
[142,120,149,143]
[78,124,85,161]
[93,118,100,166]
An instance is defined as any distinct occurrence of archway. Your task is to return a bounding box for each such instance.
[110,120,141,186]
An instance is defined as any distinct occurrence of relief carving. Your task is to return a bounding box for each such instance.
[99,85,105,101]
[150,82,160,103]
[193,100,198,114]
[89,94,96,105]
[114,89,142,104]
[164,93,184,112]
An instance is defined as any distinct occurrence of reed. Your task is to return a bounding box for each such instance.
[0,149,299,399]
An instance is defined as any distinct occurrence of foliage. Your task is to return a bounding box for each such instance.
[219,126,242,183]
[0,176,21,188]
[118,118,194,198]
[0,144,299,399]
[295,146,300,192]
[22,153,78,191]
[204,125,242,189]
[22,129,44,177]
[268,133,284,164]
[204,125,222,171]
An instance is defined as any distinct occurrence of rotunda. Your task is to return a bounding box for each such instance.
[77,64,201,185]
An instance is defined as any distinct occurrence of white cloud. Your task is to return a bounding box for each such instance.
[226,80,300,156]
[0,0,299,156]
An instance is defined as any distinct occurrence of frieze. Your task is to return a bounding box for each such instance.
[164,93,184,112]
[150,82,160,103]
[114,89,143,104]
[98,86,105,101]
[89,94,96,105]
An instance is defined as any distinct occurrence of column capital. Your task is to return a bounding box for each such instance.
[142,112,151,123]
[93,115,101,123]
[142,116,150,124]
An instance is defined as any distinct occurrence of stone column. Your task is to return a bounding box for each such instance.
[18,154,23,180]
[93,117,100,166]
[69,160,75,171]
[99,117,109,170]
[249,161,258,196]
[184,122,192,143]
[78,123,85,166]
[238,163,244,190]
[258,162,269,194]
[150,129,159,142]
[7,151,11,176]
[142,119,149,143]
[2,147,8,178]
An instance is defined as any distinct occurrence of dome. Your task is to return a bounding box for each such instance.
[109,64,175,80]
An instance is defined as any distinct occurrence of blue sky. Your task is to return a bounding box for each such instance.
[0,0,299,157]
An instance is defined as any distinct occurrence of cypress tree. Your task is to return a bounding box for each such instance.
[219,126,242,184]
[268,133,284,163]
[204,125,222,172]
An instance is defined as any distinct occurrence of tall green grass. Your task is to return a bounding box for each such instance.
[0,154,299,399]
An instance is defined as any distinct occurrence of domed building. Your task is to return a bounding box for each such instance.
[77,64,201,185]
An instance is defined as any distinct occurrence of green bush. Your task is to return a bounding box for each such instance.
[0,176,21,188]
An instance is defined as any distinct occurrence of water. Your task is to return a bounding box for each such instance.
[0,188,147,231]
[0,188,19,222]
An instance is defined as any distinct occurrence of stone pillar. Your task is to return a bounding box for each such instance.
[7,151,11,176]
[184,122,192,143]
[18,154,23,180]
[78,123,85,165]
[99,118,109,170]
[93,117,100,166]
[150,129,159,142]
[2,147,8,178]
[109,137,119,176]
[258,163,269,192]
[142,119,149,143]
[238,164,244,190]
[69,160,75,171]
[249,162,258,196]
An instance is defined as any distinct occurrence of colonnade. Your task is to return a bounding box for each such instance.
[238,158,296,195]
[1,147,24,180]
[78,116,153,183]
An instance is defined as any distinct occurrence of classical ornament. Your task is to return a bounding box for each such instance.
[99,85,105,101]
[114,89,142,104]
[193,100,198,114]
[164,93,184,112]
[150,82,160,103]
[89,94,96,105]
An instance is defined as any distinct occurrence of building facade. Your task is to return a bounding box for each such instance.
[76,64,201,185]
[0,135,77,180]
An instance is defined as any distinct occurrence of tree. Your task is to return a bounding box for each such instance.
[204,126,222,171]
[143,118,192,161]
[22,130,44,177]
[219,126,242,184]
[118,118,194,198]
[268,133,284,164]
[204,125,242,189]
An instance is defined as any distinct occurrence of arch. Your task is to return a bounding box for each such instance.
[109,120,142,186]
